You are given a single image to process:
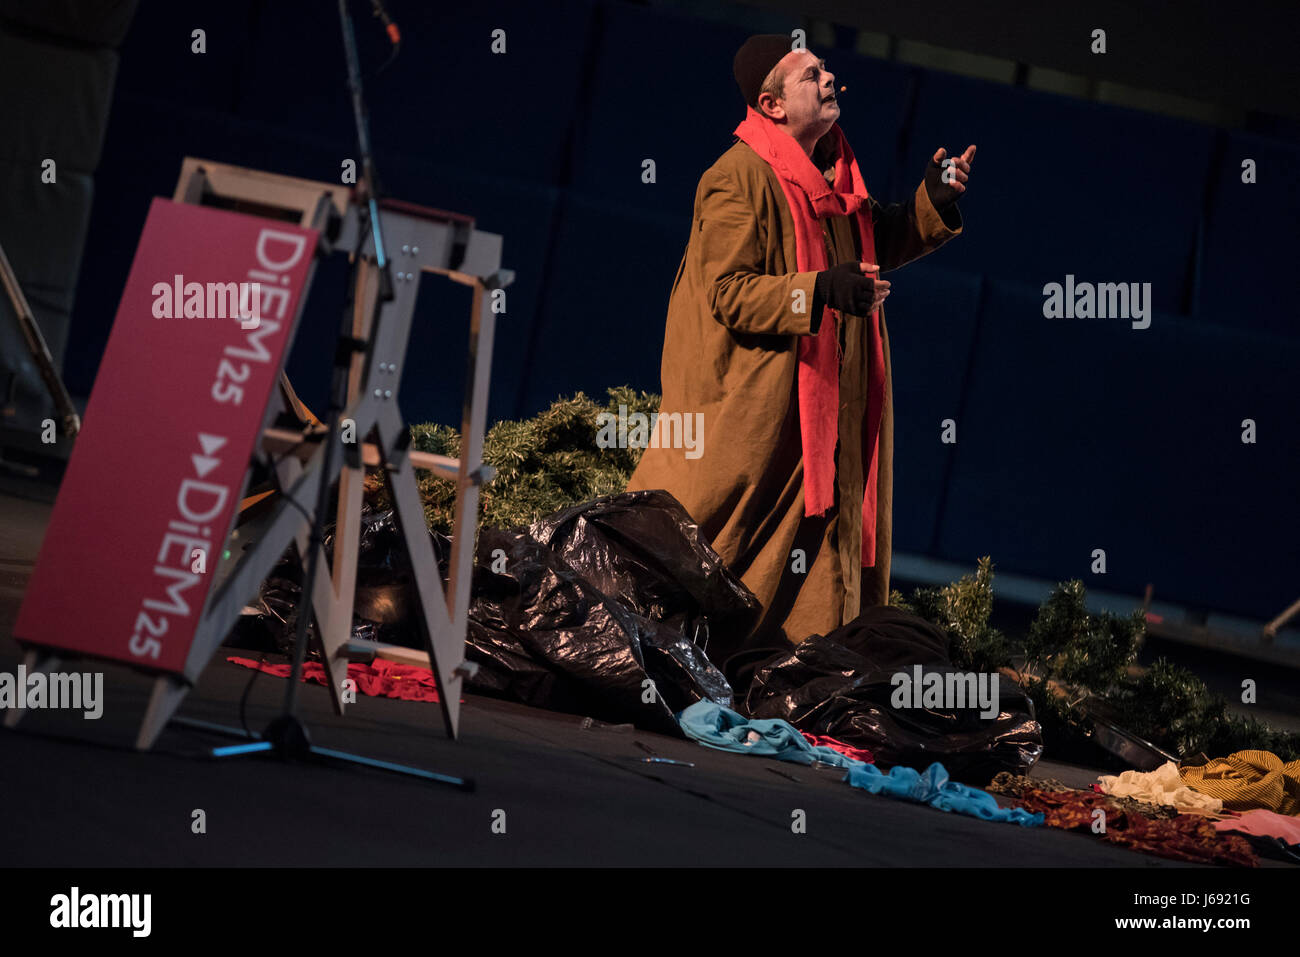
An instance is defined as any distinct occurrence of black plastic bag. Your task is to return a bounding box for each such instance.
[527,489,762,662]
[230,490,742,734]
[229,508,450,655]
[462,491,745,732]
[464,526,727,735]
[744,605,1043,784]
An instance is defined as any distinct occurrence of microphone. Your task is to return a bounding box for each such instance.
[370,0,400,46]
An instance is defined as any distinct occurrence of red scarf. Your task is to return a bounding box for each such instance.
[733,107,886,568]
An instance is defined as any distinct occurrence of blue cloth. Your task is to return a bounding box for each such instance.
[678,701,1043,828]
[677,700,865,769]
[844,762,1043,827]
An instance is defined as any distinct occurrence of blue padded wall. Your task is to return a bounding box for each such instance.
[882,262,985,556]
[568,2,915,218]
[238,1,597,188]
[936,279,1299,618]
[901,71,1215,316]
[1196,131,1300,338]
[518,192,686,413]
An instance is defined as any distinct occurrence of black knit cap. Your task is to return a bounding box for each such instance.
[733,34,796,108]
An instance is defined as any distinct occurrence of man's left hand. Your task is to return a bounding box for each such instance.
[924,144,976,209]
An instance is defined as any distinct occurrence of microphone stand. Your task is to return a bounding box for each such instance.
[197,0,471,790]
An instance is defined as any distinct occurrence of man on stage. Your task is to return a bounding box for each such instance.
[627,34,975,683]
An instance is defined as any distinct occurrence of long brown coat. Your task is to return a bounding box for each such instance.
[627,136,961,669]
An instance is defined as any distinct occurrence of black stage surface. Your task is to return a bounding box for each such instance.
[0,648,1197,868]
[0,489,1284,868]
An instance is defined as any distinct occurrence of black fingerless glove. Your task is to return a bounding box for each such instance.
[814,261,877,318]
[924,155,962,210]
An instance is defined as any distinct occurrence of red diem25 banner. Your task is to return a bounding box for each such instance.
[16,198,319,676]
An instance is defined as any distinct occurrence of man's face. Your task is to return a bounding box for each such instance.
[761,49,839,136]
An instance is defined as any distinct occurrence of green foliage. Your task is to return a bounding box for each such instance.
[1023,580,1144,691]
[893,556,1011,672]
[1109,658,1224,757]
[1110,658,1300,762]
[396,387,661,535]
[901,565,1298,763]
[1020,674,1094,758]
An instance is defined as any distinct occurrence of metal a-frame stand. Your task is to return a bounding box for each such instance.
[131,158,511,750]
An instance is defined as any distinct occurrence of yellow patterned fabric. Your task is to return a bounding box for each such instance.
[1179,750,1300,815]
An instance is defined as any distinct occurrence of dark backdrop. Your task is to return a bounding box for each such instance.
[45,0,1300,621]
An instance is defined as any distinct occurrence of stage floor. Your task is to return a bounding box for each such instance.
[0,487,1282,868]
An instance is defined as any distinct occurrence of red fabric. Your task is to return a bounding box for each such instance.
[800,731,874,764]
[227,656,450,703]
[1015,787,1257,867]
[733,107,885,567]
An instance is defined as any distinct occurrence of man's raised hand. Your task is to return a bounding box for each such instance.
[925,144,976,209]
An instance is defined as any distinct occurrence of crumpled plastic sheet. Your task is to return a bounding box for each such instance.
[527,490,762,661]
[233,490,750,736]
[231,507,450,654]
[464,490,751,735]
[744,605,1043,785]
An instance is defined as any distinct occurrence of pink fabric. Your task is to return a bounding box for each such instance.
[800,730,874,764]
[733,108,885,567]
[1214,809,1300,846]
